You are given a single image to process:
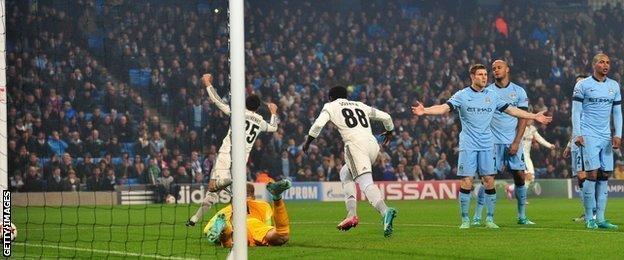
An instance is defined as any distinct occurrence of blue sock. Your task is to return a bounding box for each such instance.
[577,185,584,212]
[595,180,608,223]
[473,185,485,220]
[582,180,596,222]
[485,189,497,221]
[515,184,527,219]
[459,190,471,221]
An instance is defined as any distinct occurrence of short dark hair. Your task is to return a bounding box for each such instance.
[469,64,487,75]
[328,86,348,101]
[246,95,261,111]
[247,182,255,198]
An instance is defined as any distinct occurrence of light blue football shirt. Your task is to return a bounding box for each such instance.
[572,76,622,140]
[447,86,509,151]
[487,82,529,144]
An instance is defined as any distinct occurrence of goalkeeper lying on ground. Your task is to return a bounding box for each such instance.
[204,180,292,247]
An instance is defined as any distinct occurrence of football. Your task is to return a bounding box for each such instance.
[165,195,176,204]
[1,223,17,241]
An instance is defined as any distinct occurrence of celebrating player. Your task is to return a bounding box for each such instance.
[302,86,397,237]
[204,181,292,247]
[186,74,279,227]
[521,119,556,184]
[572,54,621,229]
[412,64,552,229]
[472,60,535,226]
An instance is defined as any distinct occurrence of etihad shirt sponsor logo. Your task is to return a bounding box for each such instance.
[466,107,493,113]
[586,98,614,103]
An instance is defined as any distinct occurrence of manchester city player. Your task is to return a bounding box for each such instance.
[412,64,552,229]
[572,54,622,230]
[473,60,534,226]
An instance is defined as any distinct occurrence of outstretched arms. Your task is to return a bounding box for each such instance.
[411,102,452,116]
[503,107,552,124]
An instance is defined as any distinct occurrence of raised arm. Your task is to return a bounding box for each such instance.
[203,74,231,115]
[264,103,279,133]
[504,107,552,124]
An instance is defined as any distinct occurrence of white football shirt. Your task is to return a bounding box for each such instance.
[207,85,278,156]
[308,98,394,145]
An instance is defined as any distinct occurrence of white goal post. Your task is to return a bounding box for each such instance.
[228,0,248,259]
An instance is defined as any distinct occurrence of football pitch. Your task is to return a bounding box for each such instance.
[12,198,624,259]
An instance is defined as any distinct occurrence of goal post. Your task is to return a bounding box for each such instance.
[0,0,7,194]
[228,0,248,259]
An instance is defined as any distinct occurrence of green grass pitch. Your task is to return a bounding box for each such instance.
[11,198,624,259]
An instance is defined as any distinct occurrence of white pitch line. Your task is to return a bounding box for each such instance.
[13,242,198,260]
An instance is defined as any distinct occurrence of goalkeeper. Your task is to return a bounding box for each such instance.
[204,180,292,247]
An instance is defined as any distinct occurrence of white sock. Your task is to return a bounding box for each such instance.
[190,192,218,223]
[215,178,232,191]
[339,164,357,217]
[355,173,387,216]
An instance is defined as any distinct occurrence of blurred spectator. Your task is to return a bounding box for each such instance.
[174,166,192,184]
[105,137,122,157]
[381,159,396,181]
[87,168,105,191]
[63,170,81,192]
[103,169,116,191]
[23,166,43,192]
[424,166,436,180]
[77,153,95,182]
[132,155,147,184]
[155,169,175,203]
[411,165,424,181]
[48,131,68,156]
[147,158,162,184]
[434,159,451,180]
[47,168,64,192]
[10,174,25,192]
[189,151,203,179]
[395,164,409,182]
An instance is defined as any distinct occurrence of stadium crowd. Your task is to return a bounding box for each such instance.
[7,0,624,192]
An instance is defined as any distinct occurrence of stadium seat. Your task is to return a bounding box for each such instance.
[126,178,139,185]
[112,157,123,166]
